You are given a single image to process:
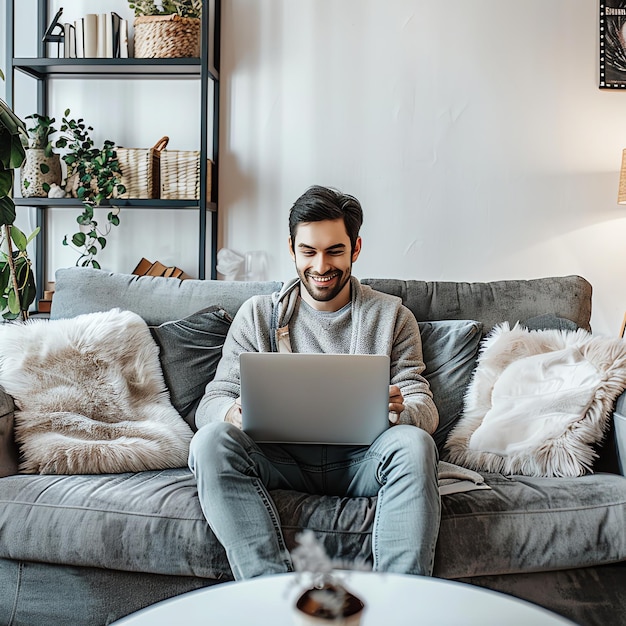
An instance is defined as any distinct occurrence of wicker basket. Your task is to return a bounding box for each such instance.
[115,136,169,199]
[133,15,201,59]
[161,150,212,200]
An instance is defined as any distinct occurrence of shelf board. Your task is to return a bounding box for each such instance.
[14,198,217,211]
[12,58,219,81]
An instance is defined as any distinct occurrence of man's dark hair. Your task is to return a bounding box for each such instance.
[289,185,363,251]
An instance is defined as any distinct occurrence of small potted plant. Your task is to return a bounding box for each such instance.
[128,1,202,58]
[0,90,40,320]
[19,113,62,198]
[291,530,366,625]
[54,109,126,269]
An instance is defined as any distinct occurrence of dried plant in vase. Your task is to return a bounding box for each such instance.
[291,530,366,625]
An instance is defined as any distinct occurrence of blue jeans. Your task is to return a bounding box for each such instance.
[188,422,440,580]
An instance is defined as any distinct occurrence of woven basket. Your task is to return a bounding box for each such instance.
[134,15,201,59]
[161,150,212,200]
[115,136,169,199]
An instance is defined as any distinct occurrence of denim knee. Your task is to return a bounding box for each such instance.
[376,425,439,472]
[188,421,245,475]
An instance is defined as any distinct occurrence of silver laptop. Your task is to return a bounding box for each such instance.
[240,353,390,445]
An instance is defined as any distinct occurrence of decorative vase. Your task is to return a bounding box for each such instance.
[20,149,62,198]
[294,584,365,626]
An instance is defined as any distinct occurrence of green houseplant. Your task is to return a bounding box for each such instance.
[20,113,63,198]
[54,110,125,269]
[128,0,202,18]
[0,92,40,320]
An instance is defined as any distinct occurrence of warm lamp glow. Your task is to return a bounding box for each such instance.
[618,149,626,204]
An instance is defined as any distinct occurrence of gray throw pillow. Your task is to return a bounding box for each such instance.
[522,314,578,332]
[150,307,232,430]
[418,320,483,450]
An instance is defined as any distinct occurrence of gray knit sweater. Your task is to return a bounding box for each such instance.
[195,277,438,433]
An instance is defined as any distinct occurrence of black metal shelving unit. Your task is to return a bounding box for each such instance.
[5,0,221,305]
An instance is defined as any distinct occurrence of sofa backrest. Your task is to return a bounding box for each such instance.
[51,267,282,324]
[362,276,592,333]
[52,268,592,333]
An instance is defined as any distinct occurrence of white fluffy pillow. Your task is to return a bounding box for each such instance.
[0,309,193,474]
[444,322,626,477]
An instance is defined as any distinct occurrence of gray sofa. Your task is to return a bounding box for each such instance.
[0,267,625,626]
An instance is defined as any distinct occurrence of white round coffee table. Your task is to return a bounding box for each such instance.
[112,571,575,625]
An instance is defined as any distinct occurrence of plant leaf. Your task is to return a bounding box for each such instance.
[7,288,19,314]
[72,232,86,247]
[0,195,16,227]
[25,227,40,245]
[9,226,27,251]
[0,169,13,199]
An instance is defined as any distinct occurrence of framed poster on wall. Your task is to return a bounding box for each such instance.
[600,1,626,88]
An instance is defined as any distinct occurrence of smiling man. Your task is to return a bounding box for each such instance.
[189,185,441,580]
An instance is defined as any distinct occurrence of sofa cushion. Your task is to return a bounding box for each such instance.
[418,320,482,450]
[445,323,626,477]
[1,469,624,580]
[150,307,233,430]
[0,310,193,475]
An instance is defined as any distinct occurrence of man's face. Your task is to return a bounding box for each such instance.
[289,219,361,311]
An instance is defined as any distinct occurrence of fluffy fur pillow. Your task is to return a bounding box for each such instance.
[444,322,626,477]
[0,309,193,474]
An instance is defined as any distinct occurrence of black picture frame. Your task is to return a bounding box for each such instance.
[600,1,626,88]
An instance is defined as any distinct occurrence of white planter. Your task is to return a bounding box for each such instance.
[20,149,62,198]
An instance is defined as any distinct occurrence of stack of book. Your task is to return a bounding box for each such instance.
[132,258,192,280]
[63,12,129,59]
[38,286,55,314]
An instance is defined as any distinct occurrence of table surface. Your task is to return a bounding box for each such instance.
[112,571,575,625]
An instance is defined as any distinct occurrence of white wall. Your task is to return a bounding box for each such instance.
[2,1,625,335]
[219,0,626,336]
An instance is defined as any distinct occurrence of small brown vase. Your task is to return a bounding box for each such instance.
[294,584,365,625]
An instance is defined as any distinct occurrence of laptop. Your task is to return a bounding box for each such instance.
[240,352,390,445]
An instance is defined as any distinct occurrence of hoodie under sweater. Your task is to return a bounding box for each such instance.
[195,276,439,433]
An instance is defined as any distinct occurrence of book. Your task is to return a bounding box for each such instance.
[146,260,169,277]
[97,13,107,58]
[104,13,114,58]
[74,18,84,58]
[132,257,153,276]
[83,14,98,58]
[170,267,192,280]
[119,19,129,58]
[38,300,52,314]
[63,23,75,58]
[111,12,122,58]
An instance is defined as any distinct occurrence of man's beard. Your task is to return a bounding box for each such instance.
[297,266,352,303]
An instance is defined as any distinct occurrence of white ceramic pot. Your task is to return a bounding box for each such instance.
[20,149,62,198]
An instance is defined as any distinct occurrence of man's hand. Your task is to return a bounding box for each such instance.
[224,397,242,429]
[388,385,405,425]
